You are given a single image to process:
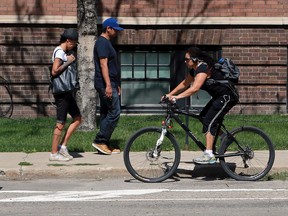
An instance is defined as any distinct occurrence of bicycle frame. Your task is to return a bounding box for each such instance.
[161,102,240,159]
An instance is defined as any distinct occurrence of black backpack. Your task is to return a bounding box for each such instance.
[206,58,240,101]
[214,58,240,84]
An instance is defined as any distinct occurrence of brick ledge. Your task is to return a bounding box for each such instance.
[0,15,287,25]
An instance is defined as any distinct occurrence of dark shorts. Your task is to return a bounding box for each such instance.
[54,92,81,124]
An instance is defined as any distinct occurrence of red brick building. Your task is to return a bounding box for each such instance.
[0,0,287,117]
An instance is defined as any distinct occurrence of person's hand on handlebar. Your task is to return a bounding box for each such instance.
[161,94,178,104]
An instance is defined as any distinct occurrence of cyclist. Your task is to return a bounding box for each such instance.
[163,47,239,164]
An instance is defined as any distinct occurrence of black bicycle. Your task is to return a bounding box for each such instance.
[0,76,13,118]
[123,97,275,183]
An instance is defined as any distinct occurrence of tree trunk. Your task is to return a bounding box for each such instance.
[76,0,97,131]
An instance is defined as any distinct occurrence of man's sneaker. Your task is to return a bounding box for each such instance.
[59,147,73,160]
[92,143,112,155]
[193,153,216,165]
[110,147,121,154]
[49,153,70,161]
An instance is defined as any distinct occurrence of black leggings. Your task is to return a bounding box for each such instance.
[199,95,237,136]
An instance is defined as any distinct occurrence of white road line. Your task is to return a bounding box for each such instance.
[0,189,168,202]
[0,188,287,202]
[74,197,288,201]
[171,188,288,192]
[0,190,50,193]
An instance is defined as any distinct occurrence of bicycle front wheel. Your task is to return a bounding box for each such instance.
[123,127,181,183]
[219,126,275,181]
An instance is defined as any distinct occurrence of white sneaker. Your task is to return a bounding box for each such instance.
[193,153,216,165]
[49,153,70,161]
[59,148,73,160]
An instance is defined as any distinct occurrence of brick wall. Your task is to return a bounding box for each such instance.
[98,0,288,17]
[1,0,76,16]
[0,26,72,117]
[1,0,287,17]
[0,0,287,117]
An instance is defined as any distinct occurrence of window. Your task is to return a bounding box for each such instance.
[120,51,171,107]
[118,46,221,113]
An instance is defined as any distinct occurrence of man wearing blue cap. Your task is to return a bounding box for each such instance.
[92,18,124,155]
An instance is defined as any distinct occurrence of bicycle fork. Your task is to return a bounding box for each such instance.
[152,127,167,158]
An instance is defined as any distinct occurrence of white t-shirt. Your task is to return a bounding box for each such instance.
[52,46,67,63]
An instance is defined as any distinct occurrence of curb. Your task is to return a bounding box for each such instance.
[1,164,287,181]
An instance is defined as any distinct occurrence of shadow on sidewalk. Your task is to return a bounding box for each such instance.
[69,152,84,158]
[173,161,231,181]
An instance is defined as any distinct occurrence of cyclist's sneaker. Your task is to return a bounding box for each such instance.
[193,153,216,165]
[49,153,70,161]
[59,147,73,160]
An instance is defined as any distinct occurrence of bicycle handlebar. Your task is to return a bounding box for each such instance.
[160,95,177,107]
[160,95,201,118]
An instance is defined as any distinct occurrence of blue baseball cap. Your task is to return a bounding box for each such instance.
[102,18,124,31]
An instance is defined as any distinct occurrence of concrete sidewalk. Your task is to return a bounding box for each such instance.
[0,151,287,180]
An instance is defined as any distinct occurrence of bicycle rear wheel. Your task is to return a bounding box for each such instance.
[123,127,181,183]
[219,126,275,181]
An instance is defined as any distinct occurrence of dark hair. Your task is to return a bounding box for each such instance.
[59,28,78,44]
[102,27,108,33]
[186,47,215,68]
[59,35,67,44]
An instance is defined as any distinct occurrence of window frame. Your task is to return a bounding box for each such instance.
[116,45,222,113]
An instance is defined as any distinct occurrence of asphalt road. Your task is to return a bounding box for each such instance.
[1,177,288,216]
